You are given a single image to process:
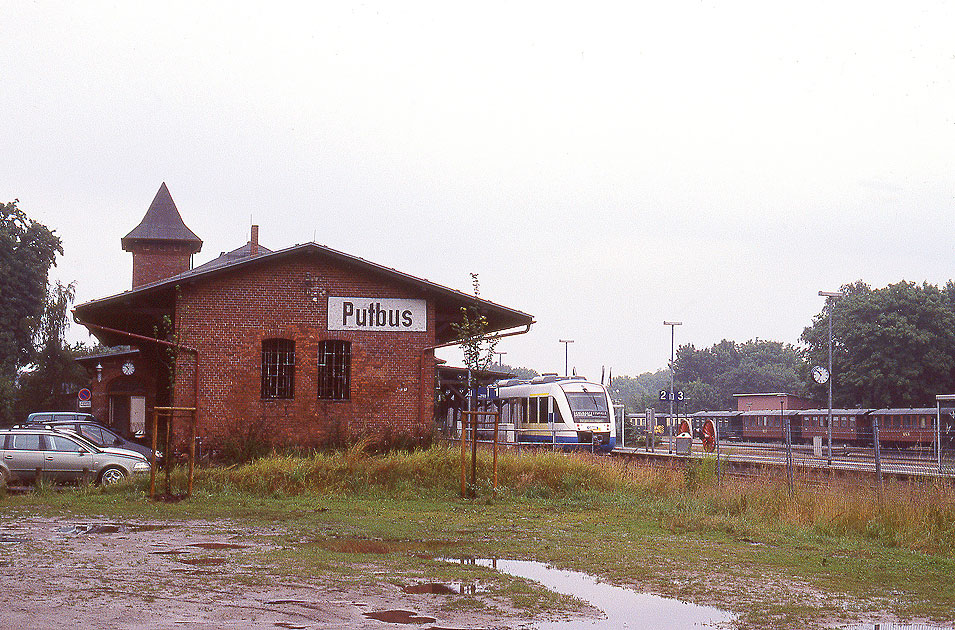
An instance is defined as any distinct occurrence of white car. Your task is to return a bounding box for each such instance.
[0,428,150,486]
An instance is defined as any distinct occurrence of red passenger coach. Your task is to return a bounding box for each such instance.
[797,409,869,446]
[738,409,802,442]
[867,408,937,448]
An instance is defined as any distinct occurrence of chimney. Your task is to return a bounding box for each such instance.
[250,225,259,256]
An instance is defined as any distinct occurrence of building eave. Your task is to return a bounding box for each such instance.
[74,241,534,344]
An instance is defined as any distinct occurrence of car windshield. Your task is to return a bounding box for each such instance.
[57,431,103,452]
[77,425,108,445]
[565,390,610,421]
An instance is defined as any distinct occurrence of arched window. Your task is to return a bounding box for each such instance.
[317,340,350,400]
[262,339,295,399]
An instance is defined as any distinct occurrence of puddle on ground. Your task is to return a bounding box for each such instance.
[189,542,249,549]
[840,624,955,629]
[403,582,481,595]
[448,558,734,629]
[364,609,438,624]
[313,537,394,554]
[58,524,123,535]
[56,523,173,535]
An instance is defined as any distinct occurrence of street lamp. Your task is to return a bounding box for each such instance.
[559,340,574,377]
[494,351,507,366]
[818,290,843,465]
[664,321,682,451]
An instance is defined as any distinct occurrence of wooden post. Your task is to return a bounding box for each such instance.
[164,412,174,496]
[492,411,500,492]
[187,411,197,498]
[460,412,468,497]
[470,413,478,498]
[149,409,158,500]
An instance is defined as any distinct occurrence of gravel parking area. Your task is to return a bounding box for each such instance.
[0,513,500,630]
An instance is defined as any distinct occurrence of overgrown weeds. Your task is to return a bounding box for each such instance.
[181,445,955,556]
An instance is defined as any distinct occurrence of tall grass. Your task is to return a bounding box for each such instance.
[183,445,955,556]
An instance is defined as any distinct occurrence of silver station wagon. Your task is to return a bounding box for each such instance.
[0,428,151,486]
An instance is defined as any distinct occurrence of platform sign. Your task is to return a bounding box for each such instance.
[327,297,427,332]
[78,388,92,409]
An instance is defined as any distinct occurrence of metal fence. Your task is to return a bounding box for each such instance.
[615,413,955,492]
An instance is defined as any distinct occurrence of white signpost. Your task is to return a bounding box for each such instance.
[327,297,427,332]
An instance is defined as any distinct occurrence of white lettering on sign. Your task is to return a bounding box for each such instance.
[328,297,427,332]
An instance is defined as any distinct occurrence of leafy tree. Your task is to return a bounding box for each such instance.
[801,280,955,408]
[497,363,539,380]
[0,201,62,423]
[672,339,806,411]
[451,274,499,393]
[13,282,88,422]
[609,370,671,413]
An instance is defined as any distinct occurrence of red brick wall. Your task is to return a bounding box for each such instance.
[735,394,816,412]
[171,254,437,449]
[128,242,196,288]
[81,355,159,437]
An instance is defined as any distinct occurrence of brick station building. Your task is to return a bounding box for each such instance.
[73,183,533,450]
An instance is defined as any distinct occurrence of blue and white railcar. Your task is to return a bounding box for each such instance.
[493,375,616,452]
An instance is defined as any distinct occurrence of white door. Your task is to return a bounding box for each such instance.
[130,396,146,437]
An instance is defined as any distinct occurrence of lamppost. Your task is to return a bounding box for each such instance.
[559,339,574,377]
[664,321,682,451]
[494,351,507,366]
[819,290,843,465]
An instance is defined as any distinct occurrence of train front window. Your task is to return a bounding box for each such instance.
[565,391,609,422]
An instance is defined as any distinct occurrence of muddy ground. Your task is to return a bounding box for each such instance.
[0,513,532,630]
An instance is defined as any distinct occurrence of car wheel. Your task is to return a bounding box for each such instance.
[0,467,8,487]
[98,467,128,486]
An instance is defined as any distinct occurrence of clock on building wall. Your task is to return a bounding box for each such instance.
[122,361,136,376]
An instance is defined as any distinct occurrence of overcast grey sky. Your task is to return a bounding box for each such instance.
[2,1,953,381]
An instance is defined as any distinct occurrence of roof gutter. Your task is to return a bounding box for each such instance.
[72,312,201,437]
[72,312,198,355]
[424,321,535,352]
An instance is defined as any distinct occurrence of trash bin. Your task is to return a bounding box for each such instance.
[675,432,692,455]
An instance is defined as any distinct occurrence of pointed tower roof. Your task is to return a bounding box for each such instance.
[121,183,203,252]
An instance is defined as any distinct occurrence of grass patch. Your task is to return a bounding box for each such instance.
[4,446,955,629]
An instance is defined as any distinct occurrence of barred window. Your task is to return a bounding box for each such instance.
[262,339,295,399]
[317,340,350,400]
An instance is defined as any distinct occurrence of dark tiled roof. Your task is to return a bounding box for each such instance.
[121,182,203,250]
[192,241,273,273]
[74,240,534,345]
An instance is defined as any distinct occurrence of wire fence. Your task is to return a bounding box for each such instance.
[615,414,955,494]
